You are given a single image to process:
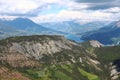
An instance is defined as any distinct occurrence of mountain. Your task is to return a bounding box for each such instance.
[41,21,109,35]
[0,22,27,39]
[81,20,120,45]
[0,35,120,80]
[0,18,85,42]
[0,18,66,36]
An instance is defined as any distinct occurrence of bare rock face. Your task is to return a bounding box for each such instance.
[110,59,120,80]
[0,35,78,60]
[89,40,103,47]
[110,65,120,80]
[0,35,79,68]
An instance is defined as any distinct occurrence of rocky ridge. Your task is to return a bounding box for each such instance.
[0,35,119,80]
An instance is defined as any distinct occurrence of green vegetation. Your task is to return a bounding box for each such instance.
[54,71,73,80]
[61,65,73,73]
[19,64,101,80]
[78,68,99,80]
[95,46,120,63]
[19,68,51,80]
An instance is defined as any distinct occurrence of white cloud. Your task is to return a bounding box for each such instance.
[0,15,17,20]
[31,10,118,23]
[104,7,120,13]
[67,2,90,10]
[0,0,67,15]
[0,0,39,14]
[0,0,120,23]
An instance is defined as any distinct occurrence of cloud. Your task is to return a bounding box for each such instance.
[0,0,38,13]
[72,0,120,10]
[0,15,17,20]
[31,10,119,23]
[88,4,114,10]
[0,0,40,18]
[67,2,89,10]
[106,7,120,13]
[73,0,113,3]
[88,2,120,10]
[0,0,66,17]
[0,13,37,17]
[0,0,120,23]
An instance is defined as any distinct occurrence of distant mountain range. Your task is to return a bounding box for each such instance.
[0,18,66,39]
[0,18,110,42]
[1,18,119,44]
[0,22,26,39]
[41,21,109,35]
[81,20,120,45]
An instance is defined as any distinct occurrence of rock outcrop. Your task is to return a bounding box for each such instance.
[89,40,103,47]
[0,35,78,60]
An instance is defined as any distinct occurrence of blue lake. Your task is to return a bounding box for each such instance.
[64,34,84,43]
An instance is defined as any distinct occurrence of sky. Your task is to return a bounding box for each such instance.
[0,0,120,23]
